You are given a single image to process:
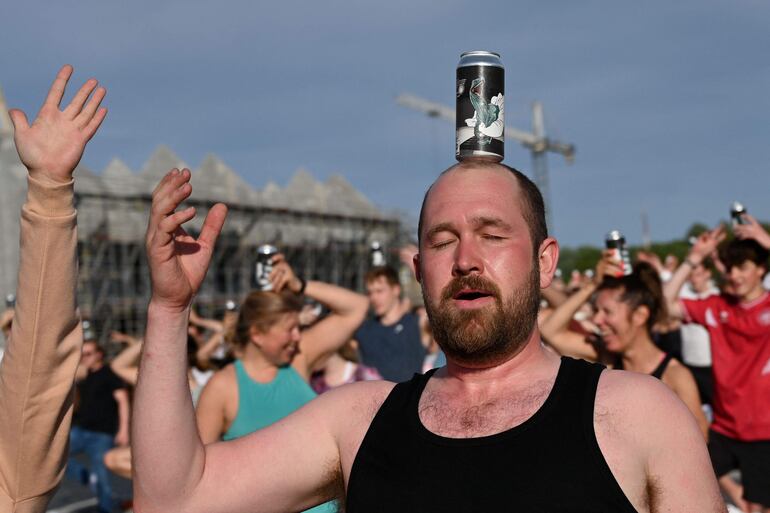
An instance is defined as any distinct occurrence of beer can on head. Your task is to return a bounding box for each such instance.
[255,244,279,291]
[370,241,385,267]
[730,201,748,227]
[456,51,504,162]
[605,230,633,277]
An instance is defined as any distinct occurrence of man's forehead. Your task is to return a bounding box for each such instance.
[423,166,523,224]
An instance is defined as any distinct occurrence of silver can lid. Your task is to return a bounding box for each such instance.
[458,51,503,68]
[606,230,624,241]
[257,244,278,255]
[731,201,745,213]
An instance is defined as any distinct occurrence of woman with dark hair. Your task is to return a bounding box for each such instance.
[541,253,709,439]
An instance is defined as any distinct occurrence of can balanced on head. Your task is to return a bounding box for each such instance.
[456,51,505,162]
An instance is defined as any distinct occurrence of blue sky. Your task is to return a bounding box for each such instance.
[2,0,768,247]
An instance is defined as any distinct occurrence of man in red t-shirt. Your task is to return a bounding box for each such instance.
[665,223,770,513]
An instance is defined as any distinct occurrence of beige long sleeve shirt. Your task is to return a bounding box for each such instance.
[0,176,82,513]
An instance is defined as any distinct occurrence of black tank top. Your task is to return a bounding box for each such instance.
[615,353,673,380]
[346,357,638,512]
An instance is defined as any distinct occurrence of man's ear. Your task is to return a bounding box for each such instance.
[538,237,560,289]
[413,252,422,283]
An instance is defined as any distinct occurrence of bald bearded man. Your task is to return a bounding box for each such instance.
[133,160,724,513]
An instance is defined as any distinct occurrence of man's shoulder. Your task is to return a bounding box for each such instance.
[315,379,397,425]
[596,369,685,425]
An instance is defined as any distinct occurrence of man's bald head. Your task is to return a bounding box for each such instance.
[417,160,548,254]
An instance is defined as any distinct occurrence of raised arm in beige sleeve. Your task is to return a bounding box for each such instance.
[0,176,82,513]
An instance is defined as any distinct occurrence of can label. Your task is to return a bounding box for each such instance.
[456,65,504,161]
[607,247,633,276]
[256,245,278,291]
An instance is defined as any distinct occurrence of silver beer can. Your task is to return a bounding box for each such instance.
[255,244,279,291]
[456,51,505,162]
[605,230,633,276]
[730,201,748,227]
[370,241,386,267]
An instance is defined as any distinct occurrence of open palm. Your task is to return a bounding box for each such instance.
[146,169,227,312]
[9,65,107,183]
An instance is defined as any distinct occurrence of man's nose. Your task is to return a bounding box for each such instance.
[452,238,483,277]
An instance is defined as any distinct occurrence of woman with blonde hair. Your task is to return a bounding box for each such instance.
[195,254,368,512]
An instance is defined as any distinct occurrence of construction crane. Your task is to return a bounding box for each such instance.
[396,93,575,230]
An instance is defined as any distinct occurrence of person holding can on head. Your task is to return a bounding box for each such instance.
[194,252,368,512]
[132,159,725,512]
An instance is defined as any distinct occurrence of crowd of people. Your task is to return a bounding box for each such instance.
[0,65,768,513]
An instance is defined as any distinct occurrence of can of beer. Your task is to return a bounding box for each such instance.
[456,51,505,162]
[5,293,15,308]
[730,201,748,227]
[370,241,385,267]
[82,319,96,342]
[255,244,279,291]
[605,230,633,276]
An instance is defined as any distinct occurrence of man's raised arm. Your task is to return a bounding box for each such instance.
[133,171,361,513]
[663,226,725,319]
[0,65,106,512]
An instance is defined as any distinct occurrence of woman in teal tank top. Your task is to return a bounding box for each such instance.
[196,254,369,512]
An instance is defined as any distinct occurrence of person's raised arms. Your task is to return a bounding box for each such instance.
[132,169,227,510]
[10,64,106,184]
[663,226,725,319]
[270,254,370,374]
[540,252,618,360]
[0,64,106,512]
[733,213,770,250]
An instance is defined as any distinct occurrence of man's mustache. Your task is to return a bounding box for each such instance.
[441,275,501,302]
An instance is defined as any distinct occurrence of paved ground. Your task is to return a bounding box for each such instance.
[47,455,132,513]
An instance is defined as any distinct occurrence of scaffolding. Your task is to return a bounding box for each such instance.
[0,134,403,347]
[74,189,400,341]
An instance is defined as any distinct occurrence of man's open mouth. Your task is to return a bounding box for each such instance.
[453,289,494,301]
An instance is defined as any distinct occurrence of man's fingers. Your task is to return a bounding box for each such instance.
[44,65,73,107]
[83,107,108,141]
[76,86,106,127]
[158,206,196,235]
[197,203,228,249]
[65,79,98,118]
[7,109,30,132]
[149,170,193,226]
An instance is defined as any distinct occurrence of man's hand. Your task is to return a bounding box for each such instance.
[733,213,770,250]
[688,226,726,265]
[9,65,107,183]
[145,169,227,313]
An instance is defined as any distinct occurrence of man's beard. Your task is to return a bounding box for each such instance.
[422,265,541,366]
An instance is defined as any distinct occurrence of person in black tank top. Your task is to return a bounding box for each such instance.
[542,256,709,439]
[132,160,725,513]
[347,357,637,512]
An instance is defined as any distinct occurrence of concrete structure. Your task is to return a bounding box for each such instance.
[0,88,400,344]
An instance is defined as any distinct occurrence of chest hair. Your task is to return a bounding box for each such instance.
[418,379,553,438]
